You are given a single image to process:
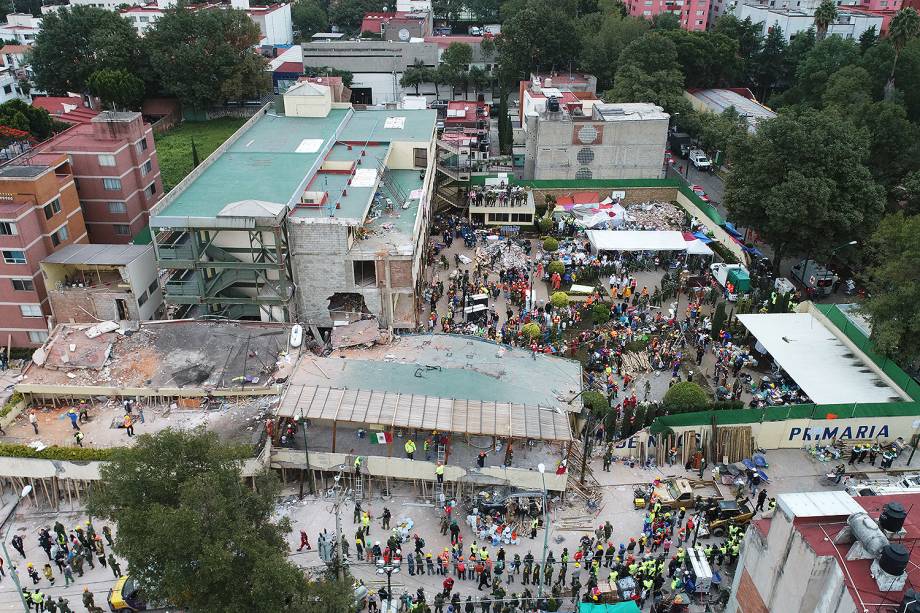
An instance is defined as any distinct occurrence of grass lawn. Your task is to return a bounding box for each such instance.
[154,118,247,192]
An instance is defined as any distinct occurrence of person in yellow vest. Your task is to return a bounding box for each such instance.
[354,455,363,474]
[405,438,416,459]
[435,461,445,483]
[361,512,370,535]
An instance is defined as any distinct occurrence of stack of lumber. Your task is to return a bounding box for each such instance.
[711,426,754,463]
[621,351,652,378]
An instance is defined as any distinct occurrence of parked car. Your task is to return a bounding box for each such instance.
[689,149,713,171]
[690,184,710,202]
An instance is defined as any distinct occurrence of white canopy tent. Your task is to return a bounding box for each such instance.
[586,230,690,253]
[736,313,908,405]
[686,239,714,256]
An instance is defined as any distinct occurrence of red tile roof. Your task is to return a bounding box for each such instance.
[274,61,303,74]
[0,44,28,55]
[795,493,920,611]
[32,97,99,125]
[360,11,423,34]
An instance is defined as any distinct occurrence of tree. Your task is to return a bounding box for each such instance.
[710,301,727,339]
[664,30,740,88]
[788,36,860,107]
[496,0,579,81]
[547,260,565,275]
[468,65,489,94]
[861,213,920,365]
[577,13,648,91]
[814,0,838,41]
[663,381,709,411]
[898,170,920,214]
[885,8,920,99]
[712,14,763,80]
[724,109,885,272]
[88,69,144,110]
[291,0,327,40]
[859,25,878,53]
[146,9,269,111]
[88,429,353,612]
[591,302,611,325]
[857,101,920,189]
[822,64,873,111]
[0,99,54,139]
[31,6,145,95]
[440,42,472,97]
[652,11,681,30]
[432,0,464,20]
[751,26,787,100]
[400,59,430,96]
[543,237,559,251]
[466,0,500,20]
[328,0,379,34]
[605,33,688,113]
[522,322,542,341]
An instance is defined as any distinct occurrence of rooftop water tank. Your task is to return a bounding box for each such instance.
[880,502,908,533]
[879,543,910,576]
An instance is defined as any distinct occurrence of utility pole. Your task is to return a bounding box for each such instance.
[299,412,316,497]
[332,471,345,582]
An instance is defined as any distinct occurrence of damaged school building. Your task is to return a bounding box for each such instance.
[271,334,581,497]
[149,79,437,329]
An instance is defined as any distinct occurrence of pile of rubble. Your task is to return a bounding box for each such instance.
[475,240,530,271]
[623,201,686,231]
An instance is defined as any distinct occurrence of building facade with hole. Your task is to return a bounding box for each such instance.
[523,102,670,181]
[148,80,436,329]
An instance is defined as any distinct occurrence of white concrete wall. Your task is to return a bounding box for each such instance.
[259,4,293,45]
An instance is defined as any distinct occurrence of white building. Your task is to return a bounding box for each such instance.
[69,0,146,10]
[0,65,28,104]
[120,0,292,44]
[396,0,433,11]
[733,2,883,39]
[0,14,41,45]
[523,102,670,180]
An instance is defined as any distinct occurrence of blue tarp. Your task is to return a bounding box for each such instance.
[692,231,714,244]
[723,222,744,240]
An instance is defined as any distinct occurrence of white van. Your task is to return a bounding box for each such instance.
[689,149,712,171]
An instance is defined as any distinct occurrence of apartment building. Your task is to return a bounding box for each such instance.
[149,81,436,327]
[0,14,42,45]
[120,0,293,44]
[36,111,163,244]
[0,152,88,347]
[624,0,711,30]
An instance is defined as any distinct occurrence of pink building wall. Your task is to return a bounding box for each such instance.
[625,0,711,30]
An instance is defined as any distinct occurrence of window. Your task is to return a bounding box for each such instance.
[51,226,68,246]
[139,15,149,22]
[353,260,377,287]
[136,138,148,153]
[510,213,532,223]
[108,201,127,214]
[575,167,593,179]
[576,148,594,164]
[148,279,159,295]
[489,213,509,222]
[114,224,131,236]
[137,290,148,306]
[2,85,11,95]
[20,304,42,317]
[0,221,15,235]
[11,278,33,291]
[27,331,48,343]
[3,250,25,264]
[98,154,116,167]
[141,160,153,176]
[43,198,61,219]
[145,183,156,197]
[103,178,122,191]
[413,147,427,168]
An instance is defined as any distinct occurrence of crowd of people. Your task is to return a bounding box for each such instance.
[338,485,769,612]
[8,520,122,612]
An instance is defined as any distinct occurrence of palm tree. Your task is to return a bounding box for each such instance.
[886,8,920,99]
[814,0,838,41]
[399,59,427,96]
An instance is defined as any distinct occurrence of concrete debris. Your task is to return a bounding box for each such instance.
[623,201,685,231]
[85,321,119,339]
[331,318,382,350]
[476,240,529,271]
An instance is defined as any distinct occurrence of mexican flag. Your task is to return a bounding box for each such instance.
[372,432,393,445]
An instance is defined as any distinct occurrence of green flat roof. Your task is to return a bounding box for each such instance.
[154,108,436,222]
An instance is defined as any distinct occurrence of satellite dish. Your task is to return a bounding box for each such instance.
[398,28,410,41]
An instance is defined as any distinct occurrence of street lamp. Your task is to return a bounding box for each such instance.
[798,240,857,286]
[2,485,32,612]
[376,558,401,613]
[537,463,549,600]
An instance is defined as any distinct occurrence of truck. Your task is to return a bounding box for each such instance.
[688,148,713,171]
[710,263,751,301]
[790,259,838,297]
[668,131,692,158]
[703,499,755,537]
[651,478,725,510]
[846,474,920,497]
[108,576,147,612]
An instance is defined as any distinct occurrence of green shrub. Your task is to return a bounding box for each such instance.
[711,301,727,339]
[582,390,609,417]
[663,381,710,411]
[550,291,569,308]
[591,303,611,325]
[521,322,542,341]
[547,260,565,276]
[537,217,553,233]
[543,237,559,252]
[0,391,23,418]
[0,443,117,461]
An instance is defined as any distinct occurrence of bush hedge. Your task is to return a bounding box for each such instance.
[537,217,553,233]
[550,291,570,308]
[521,322,542,341]
[591,303,611,325]
[663,381,709,411]
[1,391,23,418]
[0,443,117,461]
[543,237,559,252]
[547,260,565,276]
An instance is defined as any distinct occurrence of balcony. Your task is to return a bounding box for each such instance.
[156,230,194,263]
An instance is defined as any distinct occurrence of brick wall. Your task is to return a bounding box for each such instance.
[736,569,770,613]
[47,289,138,323]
